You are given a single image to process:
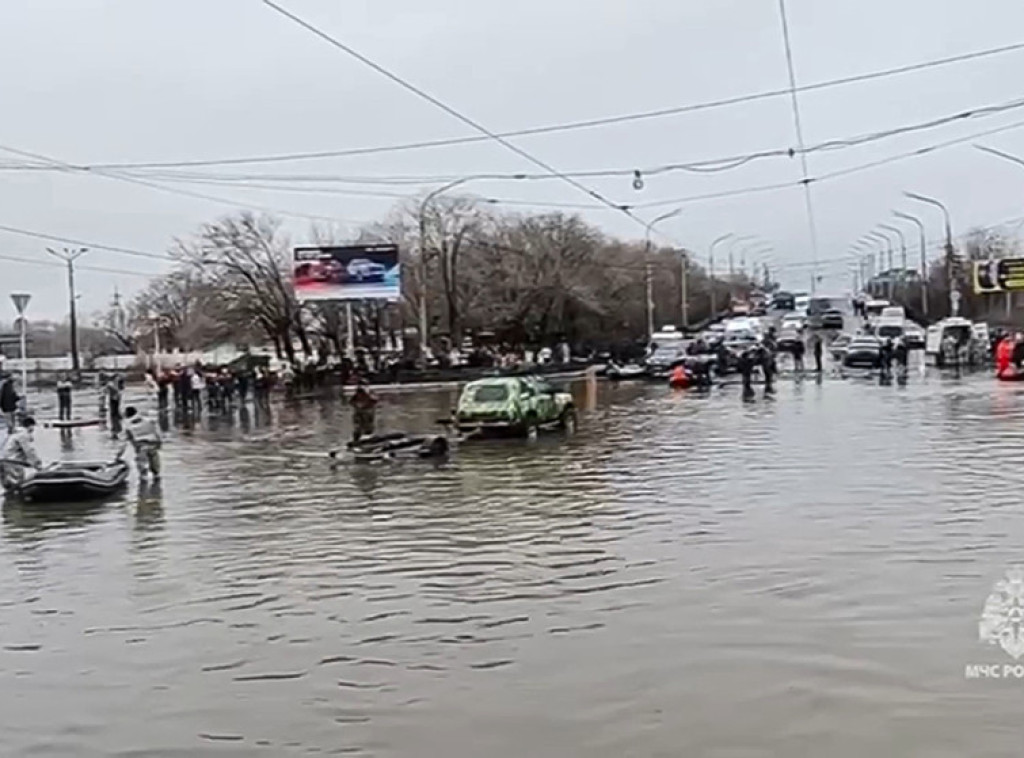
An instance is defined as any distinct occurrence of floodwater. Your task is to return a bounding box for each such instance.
[2,372,1024,757]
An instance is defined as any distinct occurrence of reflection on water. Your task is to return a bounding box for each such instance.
[1,375,1024,756]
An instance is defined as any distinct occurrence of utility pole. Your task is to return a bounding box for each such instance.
[644,262,655,341]
[680,253,689,330]
[46,247,87,374]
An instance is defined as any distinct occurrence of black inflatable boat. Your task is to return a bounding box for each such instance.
[14,461,130,503]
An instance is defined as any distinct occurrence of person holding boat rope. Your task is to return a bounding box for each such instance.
[124,406,162,481]
[0,416,42,493]
[349,382,379,444]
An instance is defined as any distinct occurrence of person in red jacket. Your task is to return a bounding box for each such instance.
[669,364,691,389]
[996,334,1014,378]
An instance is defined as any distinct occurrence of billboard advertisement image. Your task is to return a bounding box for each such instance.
[293,244,400,302]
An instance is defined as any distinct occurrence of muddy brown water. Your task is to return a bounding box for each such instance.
[2,373,1023,757]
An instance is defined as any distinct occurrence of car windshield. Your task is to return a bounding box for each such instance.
[651,346,685,361]
[877,324,902,337]
[471,384,509,403]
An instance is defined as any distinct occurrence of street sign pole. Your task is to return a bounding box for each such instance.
[11,293,31,404]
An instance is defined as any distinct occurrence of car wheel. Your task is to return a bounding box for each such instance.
[559,407,577,434]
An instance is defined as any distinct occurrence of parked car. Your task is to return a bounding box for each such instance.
[346,258,387,283]
[454,376,576,437]
[842,336,882,369]
[821,309,844,330]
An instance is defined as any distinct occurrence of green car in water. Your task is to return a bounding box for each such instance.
[454,376,577,438]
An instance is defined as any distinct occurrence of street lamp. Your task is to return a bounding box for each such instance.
[905,191,956,315]
[726,235,756,278]
[10,293,30,408]
[867,231,891,292]
[708,233,733,317]
[879,223,907,301]
[418,176,496,359]
[893,210,929,318]
[643,208,685,335]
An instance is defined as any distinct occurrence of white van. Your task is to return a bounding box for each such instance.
[864,299,890,322]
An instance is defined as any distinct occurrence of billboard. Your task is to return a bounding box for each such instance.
[973,258,1024,294]
[293,244,400,302]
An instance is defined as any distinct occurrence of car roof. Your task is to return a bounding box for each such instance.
[464,377,522,389]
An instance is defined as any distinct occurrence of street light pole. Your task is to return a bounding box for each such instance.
[644,208,684,338]
[709,233,733,319]
[905,191,955,316]
[46,247,87,374]
[418,178,480,361]
[893,211,929,319]
[879,223,907,301]
[868,232,893,299]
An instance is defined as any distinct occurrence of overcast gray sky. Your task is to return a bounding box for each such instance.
[4,0,1024,320]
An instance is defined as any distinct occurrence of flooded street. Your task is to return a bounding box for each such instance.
[2,375,1024,757]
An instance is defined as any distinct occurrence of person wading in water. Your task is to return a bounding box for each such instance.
[349,382,379,444]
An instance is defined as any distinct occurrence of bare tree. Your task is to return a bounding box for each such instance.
[174,212,308,363]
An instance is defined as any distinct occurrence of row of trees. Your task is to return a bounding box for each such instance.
[104,202,751,361]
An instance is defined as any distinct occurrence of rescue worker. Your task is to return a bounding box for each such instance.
[349,382,379,443]
[669,363,690,389]
[56,373,73,421]
[996,333,1014,378]
[124,406,162,481]
[1,416,42,492]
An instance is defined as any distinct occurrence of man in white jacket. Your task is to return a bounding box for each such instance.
[1,416,42,492]
[124,406,162,481]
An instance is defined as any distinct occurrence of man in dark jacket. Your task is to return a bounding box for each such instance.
[0,362,20,431]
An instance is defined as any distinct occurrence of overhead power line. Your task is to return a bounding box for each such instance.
[0,144,374,227]
[0,221,172,262]
[0,252,154,278]
[86,92,1024,190]
[29,37,1024,171]
[635,113,1024,210]
[259,0,643,230]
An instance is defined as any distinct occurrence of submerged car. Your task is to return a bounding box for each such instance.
[821,309,844,330]
[842,336,882,369]
[455,376,576,437]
